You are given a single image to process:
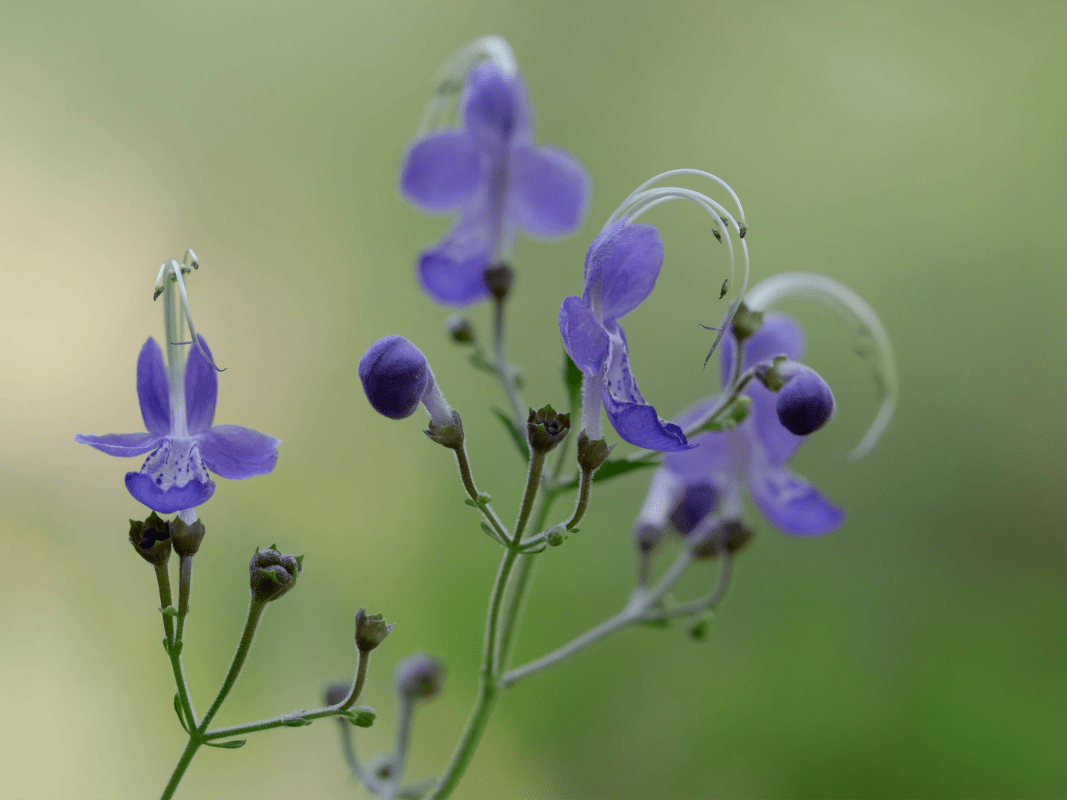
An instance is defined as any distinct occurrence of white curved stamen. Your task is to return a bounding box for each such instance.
[611,184,751,362]
[744,272,898,461]
[607,168,746,232]
[417,35,518,135]
[166,259,222,374]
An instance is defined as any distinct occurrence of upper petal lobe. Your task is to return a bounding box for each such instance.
[400,130,482,213]
[583,221,663,321]
[75,431,165,457]
[510,144,590,238]
[137,337,171,435]
[185,335,218,434]
[746,461,844,536]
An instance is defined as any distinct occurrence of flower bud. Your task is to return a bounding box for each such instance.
[730,303,764,342]
[249,547,302,603]
[527,405,570,454]
[445,315,475,345]
[425,410,464,450]
[576,431,614,473]
[355,607,394,653]
[669,483,719,535]
[170,517,205,558]
[323,681,350,707]
[688,519,755,559]
[394,652,443,702]
[129,512,171,566]
[483,263,514,301]
[359,336,431,420]
[774,363,835,436]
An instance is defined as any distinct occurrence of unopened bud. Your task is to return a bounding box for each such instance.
[689,519,755,559]
[425,410,465,450]
[545,525,568,547]
[394,652,443,702]
[129,512,171,566]
[669,484,719,535]
[576,431,614,473]
[355,607,394,653]
[774,363,835,436]
[249,547,302,603]
[483,263,514,301]
[731,303,764,342]
[527,405,570,454]
[445,315,475,345]
[323,682,350,707]
[170,517,205,558]
[359,336,431,420]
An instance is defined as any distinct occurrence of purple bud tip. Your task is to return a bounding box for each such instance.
[669,483,719,535]
[775,364,835,436]
[394,652,444,702]
[359,336,431,420]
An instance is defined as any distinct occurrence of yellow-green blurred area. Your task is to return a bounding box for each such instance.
[2,0,1065,797]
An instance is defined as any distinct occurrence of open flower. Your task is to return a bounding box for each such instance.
[400,58,590,306]
[558,218,691,452]
[75,335,280,516]
[639,313,844,538]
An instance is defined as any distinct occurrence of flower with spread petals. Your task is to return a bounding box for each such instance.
[558,218,692,452]
[400,55,590,306]
[76,335,280,516]
[637,314,844,539]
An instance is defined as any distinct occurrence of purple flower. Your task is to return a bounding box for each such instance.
[400,60,590,306]
[358,335,454,426]
[772,362,835,436]
[75,335,280,515]
[645,313,843,537]
[558,218,692,452]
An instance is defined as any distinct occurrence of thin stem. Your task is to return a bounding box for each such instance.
[383,698,416,800]
[339,648,371,711]
[452,443,511,541]
[565,469,592,530]
[203,704,355,740]
[492,294,525,432]
[501,550,693,688]
[641,550,733,622]
[169,556,198,728]
[199,598,266,732]
[154,562,175,646]
[176,556,192,643]
[429,546,520,799]
[335,715,377,788]
[160,737,199,800]
[513,450,546,542]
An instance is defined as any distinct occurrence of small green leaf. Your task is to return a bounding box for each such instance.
[468,350,496,375]
[281,717,312,727]
[641,617,671,629]
[591,457,660,483]
[173,693,189,733]
[479,521,504,545]
[160,605,178,618]
[491,408,531,461]
[476,491,492,506]
[339,706,377,727]
[205,739,246,749]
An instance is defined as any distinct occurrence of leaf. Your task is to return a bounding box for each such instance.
[340,706,376,728]
[205,739,246,749]
[592,457,659,483]
[173,693,189,733]
[281,717,312,727]
[491,408,530,461]
[159,605,178,618]
[467,350,496,375]
[562,351,582,410]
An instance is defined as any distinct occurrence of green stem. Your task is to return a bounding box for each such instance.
[202,704,353,740]
[452,443,511,541]
[565,469,592,530]
[339,648,370,711]
[153,562,175,646]
[200,598,266,732]
[429,546,520,799]
[513,450,546,542]
[171,555,197,727]
[492,293,525,432]
[159,737,199,800]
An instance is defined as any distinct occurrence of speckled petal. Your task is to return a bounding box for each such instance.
[125,472,216,514]
[558,296,608,375]
[747,462,843,536]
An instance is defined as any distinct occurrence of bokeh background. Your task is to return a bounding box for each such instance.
[2,1,1065,798]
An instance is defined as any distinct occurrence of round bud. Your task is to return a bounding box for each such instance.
[359,336,431,420]
[775,364,835,436]
[668,483,719,535]
[394,652,443,702]
[445,315,475,344]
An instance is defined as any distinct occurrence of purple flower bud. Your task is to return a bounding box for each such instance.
[359,336,432,420]
[394,652,443,702]
[669,483,719,535]
[775,364,835,436]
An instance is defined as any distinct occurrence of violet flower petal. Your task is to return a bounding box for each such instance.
[125,471,216,514]
[197,424,281,480]
[399,130,483,213]
[137,337,171,435]
[664,430,730,483]
[595,223,664,322]
[720,312,806,377]
[558,296,609,375]
[185,334,217,434]
[510,144,590,238]
[74,431,165,457]
[601,322,691,451]
[747,461,844,536]
[416,212,495,306]
[461,62,532,147]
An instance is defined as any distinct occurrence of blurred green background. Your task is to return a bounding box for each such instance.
[2,1,1065,797]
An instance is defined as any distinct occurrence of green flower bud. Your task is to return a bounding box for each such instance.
[354,607,394,653]
[527,404,570,454]
[129,512,171,566]
[688,520,755,560]
[730,303,764,342]
[170,517,206,558]
[483,263,514,302]
[445,315,475,345]
[425,410,465,450]
[249,547,302,603]
[576,431,614,473]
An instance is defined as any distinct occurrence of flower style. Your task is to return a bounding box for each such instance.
[558,218,692,452]
[647,313,844,537]
[75,335,280,515]
[400,59,590,306]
